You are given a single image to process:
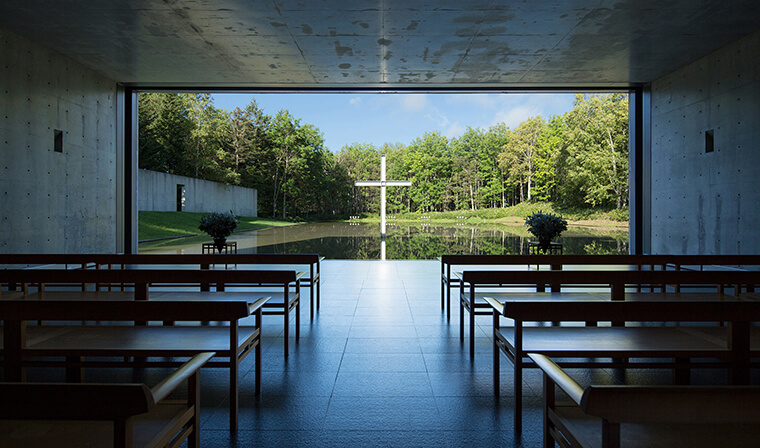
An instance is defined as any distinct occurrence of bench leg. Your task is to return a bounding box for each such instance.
[441,278,445,311]
[673,357,690,385]
[296,297,301,341]
[469,304,475,359]
[114,418,133,448]
[493,314,500,397]
[459,295,465,342]
[66,356,84,382]
[309,282,314,320]
[4,320,27,382]
[446,281,452,321]
[514,321,523,433]
[229,322,239,430]
[543,373,554,448]
[190,367,201,448]
[284,304,289,357]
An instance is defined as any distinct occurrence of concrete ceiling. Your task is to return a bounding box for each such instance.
[1,0,759,90]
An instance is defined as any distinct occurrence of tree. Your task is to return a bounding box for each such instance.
[480,124,509,208]
[450,128,484,211]
[498,116,545,203]
[185,94,229,182]
[532,115,565,201]
[563,94,629,208]
[223,100,270,186]
[138,93,194,176]
[404,132,451,213]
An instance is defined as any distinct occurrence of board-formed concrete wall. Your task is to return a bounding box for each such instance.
[0,28,118,254]
[650,30,760,254]
[138,169,257,217]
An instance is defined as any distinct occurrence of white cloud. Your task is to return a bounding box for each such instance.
[349,96,362,106]
[401,94,428,112]
[425,108,450,128]
[445,122,466,139]
[491,105,540,129]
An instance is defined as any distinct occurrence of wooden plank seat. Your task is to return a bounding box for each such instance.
[530,353,760,448]
[477,269,760,432]
[443,254,760,349]
[0,267,301,357]
[0,253,322,319]
[0,351,213,448]
[0,296,269,430]
[461,268,760,358]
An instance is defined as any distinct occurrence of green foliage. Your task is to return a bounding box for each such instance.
[198,211,239,239]
[524,212,568,243]
[139,92,630,220]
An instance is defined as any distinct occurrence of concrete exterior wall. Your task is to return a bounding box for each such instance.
[138,169,257,217]
[0,28,118,254]
[650,30,760,254]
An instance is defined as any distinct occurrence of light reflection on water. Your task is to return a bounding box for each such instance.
[139,222,628,259]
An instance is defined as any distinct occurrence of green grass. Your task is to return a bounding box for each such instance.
[351,202,628,224]
[138,211,294,242]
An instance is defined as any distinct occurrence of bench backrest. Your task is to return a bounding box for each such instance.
[0,383,153,420]
[0,298,256,321]
[501,298,760,322]
[442,254,760,269]
[464,269,760,298]
[0,253,321,268]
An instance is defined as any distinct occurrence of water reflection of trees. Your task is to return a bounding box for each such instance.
[246,224,627,259]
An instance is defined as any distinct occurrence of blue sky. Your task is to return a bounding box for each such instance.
[210,93,577,153]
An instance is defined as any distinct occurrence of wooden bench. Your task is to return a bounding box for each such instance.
[475,269,760,432]
[443,254,760,343]
[1,253,323,319]
[0,290,268,430]
[530,353,760,448]
[0,351,213,448]
[460,265,760,357]
[0,265,301,357]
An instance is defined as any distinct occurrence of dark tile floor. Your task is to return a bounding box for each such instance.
[199,260,544,447]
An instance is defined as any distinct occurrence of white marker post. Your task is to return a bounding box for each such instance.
[355,155,412,259]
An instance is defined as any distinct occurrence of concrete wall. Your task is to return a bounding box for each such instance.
[138,169,257,217]
[0,28,119,254]
[650,30,760,254]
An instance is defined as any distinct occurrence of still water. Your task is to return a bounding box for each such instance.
[140,222,628,259]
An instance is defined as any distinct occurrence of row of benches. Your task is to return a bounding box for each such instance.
[445,256,760,446]
[2,253,323,318]
[1,254,323,440]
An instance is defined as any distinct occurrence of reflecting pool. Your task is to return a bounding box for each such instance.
[139,221,628,259]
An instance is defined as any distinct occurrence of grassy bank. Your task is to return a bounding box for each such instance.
[138,211,295,242]
[349,202,628,228]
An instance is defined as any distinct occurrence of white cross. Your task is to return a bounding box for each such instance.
[355,155,412,259]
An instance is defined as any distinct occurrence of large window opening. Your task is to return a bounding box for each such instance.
[136,92,630,257]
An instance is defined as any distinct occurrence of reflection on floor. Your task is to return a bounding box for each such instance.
[18,260,737,447]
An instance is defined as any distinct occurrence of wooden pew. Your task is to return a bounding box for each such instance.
[0,253,322,319]
[461,267,760,357]
[530,353,760,448]
[0,351,213,448]
[0,291,268,430]
[0,265,301,357]
[475,269,760,432]
[442,254,760,338]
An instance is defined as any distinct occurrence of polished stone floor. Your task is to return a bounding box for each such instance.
[201,260,544,447]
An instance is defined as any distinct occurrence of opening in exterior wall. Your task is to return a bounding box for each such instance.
[705,129,715,153]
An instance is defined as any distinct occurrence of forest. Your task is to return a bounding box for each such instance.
[138,93,629,220]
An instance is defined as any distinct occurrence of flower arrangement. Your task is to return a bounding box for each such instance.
[524,212,568,249]
[199,211,238,246]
